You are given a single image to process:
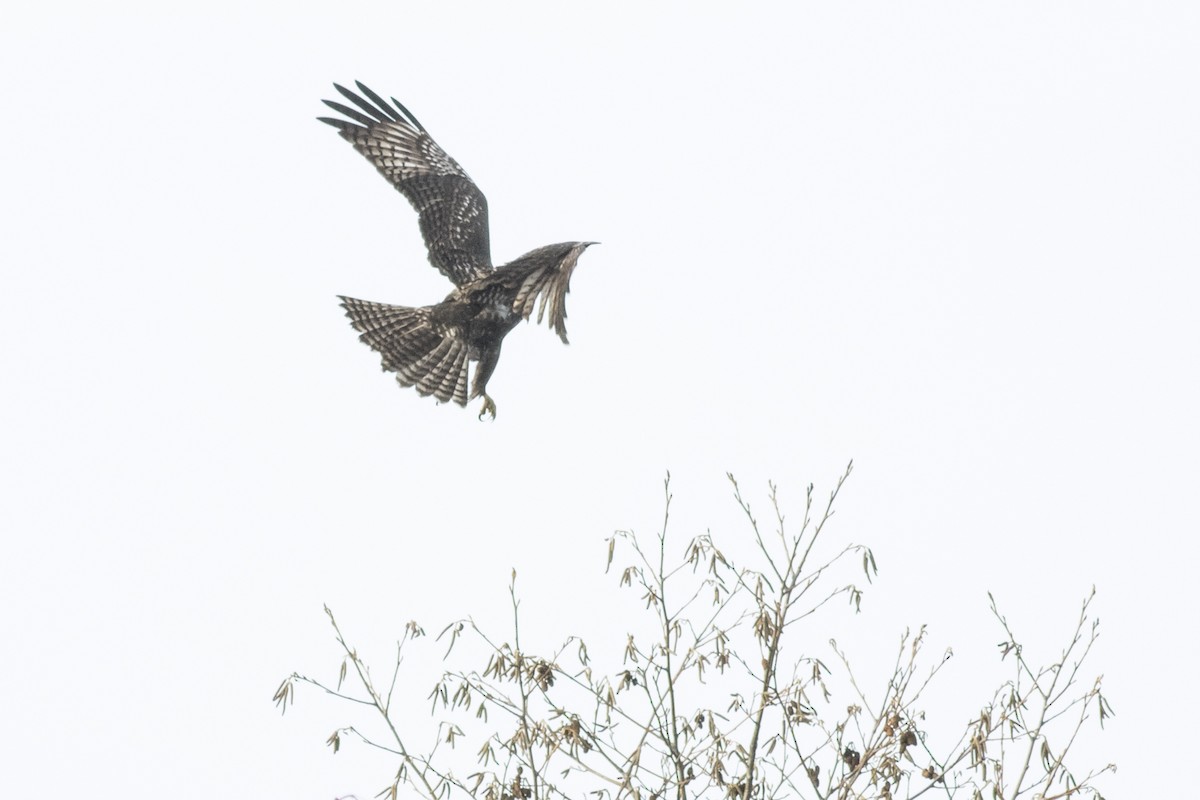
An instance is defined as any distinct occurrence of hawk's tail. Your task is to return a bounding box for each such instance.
[338,296,470,406]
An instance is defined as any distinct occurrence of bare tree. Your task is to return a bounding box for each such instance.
[276,464,1114,800]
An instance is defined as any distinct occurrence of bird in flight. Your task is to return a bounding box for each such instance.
[319,82,595,419]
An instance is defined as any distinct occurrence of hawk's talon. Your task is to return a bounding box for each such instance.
[477,395,497,421]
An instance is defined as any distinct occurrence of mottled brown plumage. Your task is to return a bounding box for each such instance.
[319,82,594,418]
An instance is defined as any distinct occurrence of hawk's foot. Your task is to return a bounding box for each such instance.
[477,394,497,421]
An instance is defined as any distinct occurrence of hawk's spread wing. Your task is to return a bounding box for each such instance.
[480,242,594,344]
[319,82,492,286]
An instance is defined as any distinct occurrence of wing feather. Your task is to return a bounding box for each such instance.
[501,242,594,344]
[320,83,492,287]
[320,100,380,129]
[335,82,397,123]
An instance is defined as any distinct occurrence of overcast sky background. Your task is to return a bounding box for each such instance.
[2,2,1197,797]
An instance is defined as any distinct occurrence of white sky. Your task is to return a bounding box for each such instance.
[2,2,1197,797]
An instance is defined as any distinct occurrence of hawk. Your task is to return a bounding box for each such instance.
[319,81,595,419]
